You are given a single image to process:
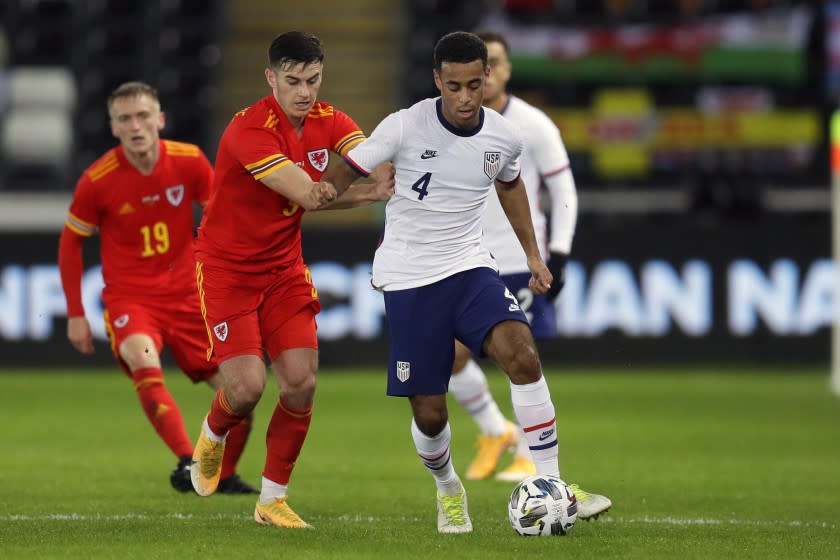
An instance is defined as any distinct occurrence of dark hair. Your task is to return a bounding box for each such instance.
[107,81,159,110]
[474,30,510,56]
[433,31,488,71]
[268,31,324,69]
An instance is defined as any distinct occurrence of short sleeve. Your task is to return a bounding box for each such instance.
[344,111,402,176]
[229,124,293,181]
[331,110,366,156]
[497,128,524,184]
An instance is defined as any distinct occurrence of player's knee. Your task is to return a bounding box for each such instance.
[121,347,160,370]
[411,397,448,436]
[413,412,447,437]
[226,376,265,412]
[502,345,542,384]
[119,335,160,370]
[279,371,316,408]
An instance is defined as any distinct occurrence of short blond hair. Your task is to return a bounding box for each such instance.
[107,81,160,110]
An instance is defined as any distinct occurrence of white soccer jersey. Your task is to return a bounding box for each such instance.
[482,95,576,274]
[346,97,523,291]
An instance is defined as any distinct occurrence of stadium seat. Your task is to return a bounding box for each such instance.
[7,66,77,112]
[0,108,74,188]
[1,65,77,189]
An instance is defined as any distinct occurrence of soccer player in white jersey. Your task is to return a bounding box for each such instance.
[449,30,580,484]
[333,31,610,533]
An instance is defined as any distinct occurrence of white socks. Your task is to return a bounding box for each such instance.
[259,476,288,505]
[410,419,462,495]
[510,375,560,478]
[203,417,227,442]
[449,359,507,436]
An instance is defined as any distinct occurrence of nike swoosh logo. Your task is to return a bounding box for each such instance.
[538,429,555,441]
[420,154,437,159]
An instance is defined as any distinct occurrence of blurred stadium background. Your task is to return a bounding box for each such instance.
[0,0,834,370]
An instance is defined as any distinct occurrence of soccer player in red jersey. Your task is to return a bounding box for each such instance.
[189,31,394,528]
[58,82,257,495]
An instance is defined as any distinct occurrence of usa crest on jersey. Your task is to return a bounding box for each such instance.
[307,149,329,172]
[166,184,185,206]
[484,152,501,179]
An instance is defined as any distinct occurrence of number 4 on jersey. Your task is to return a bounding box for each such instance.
[411,172,432,200]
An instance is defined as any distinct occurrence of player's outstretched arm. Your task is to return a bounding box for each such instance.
[317,162,395,210]
[495,176,552,294]
[260,162,337,211]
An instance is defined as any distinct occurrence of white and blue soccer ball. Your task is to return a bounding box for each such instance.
[508,474,578,536]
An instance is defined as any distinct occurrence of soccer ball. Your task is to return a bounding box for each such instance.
[508,475,578,536]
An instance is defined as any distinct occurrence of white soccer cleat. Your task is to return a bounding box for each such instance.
[569,483,612,520]
[436,485,473,534]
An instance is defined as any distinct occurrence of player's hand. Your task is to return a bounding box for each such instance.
[527,256,553,296]
[310,181,338,209]
[67,316,94,355]
[369,162,395,201]
[545,251,568,302]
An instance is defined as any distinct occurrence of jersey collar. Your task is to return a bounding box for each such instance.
[435,98,484,137]
[115,140,165,177]
[266,94,298,132]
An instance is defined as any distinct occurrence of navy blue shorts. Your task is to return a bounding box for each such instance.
[499,272,557,338]
[383,267,529,397]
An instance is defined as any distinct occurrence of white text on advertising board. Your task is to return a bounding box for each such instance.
[0,259,834,342]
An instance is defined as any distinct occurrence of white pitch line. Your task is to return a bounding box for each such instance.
[0,513,835,529]
[597,516,837,529]
[2,513,246,521]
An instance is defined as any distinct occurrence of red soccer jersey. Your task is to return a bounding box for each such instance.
[66,140,214,301]
[196,96,365,272]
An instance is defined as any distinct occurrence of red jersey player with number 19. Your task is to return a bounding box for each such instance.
[190,31,394,528]
[58,81,257,495]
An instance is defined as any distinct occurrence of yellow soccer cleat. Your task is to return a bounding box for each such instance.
[569,483,612,521]
[465,420,518,480]
[494,455,537,482]
[436,487,472,534]
[190,420,225,497]
[254,497,313,529]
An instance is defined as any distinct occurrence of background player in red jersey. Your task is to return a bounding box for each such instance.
[58,81,257,495]
[189,31,394,529]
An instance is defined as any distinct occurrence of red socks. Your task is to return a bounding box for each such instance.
[220,411,253,480]
[134,374,253,480]
[132,367,192,458]
[263,400,312,484]
[207,389,246,436]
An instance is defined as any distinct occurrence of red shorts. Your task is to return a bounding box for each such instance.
[196,260,321,363]
[103,292,218,382]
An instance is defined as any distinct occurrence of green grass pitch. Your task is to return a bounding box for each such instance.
[0,366,838,559]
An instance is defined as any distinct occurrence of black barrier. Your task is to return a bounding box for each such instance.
[0,216,831,366]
